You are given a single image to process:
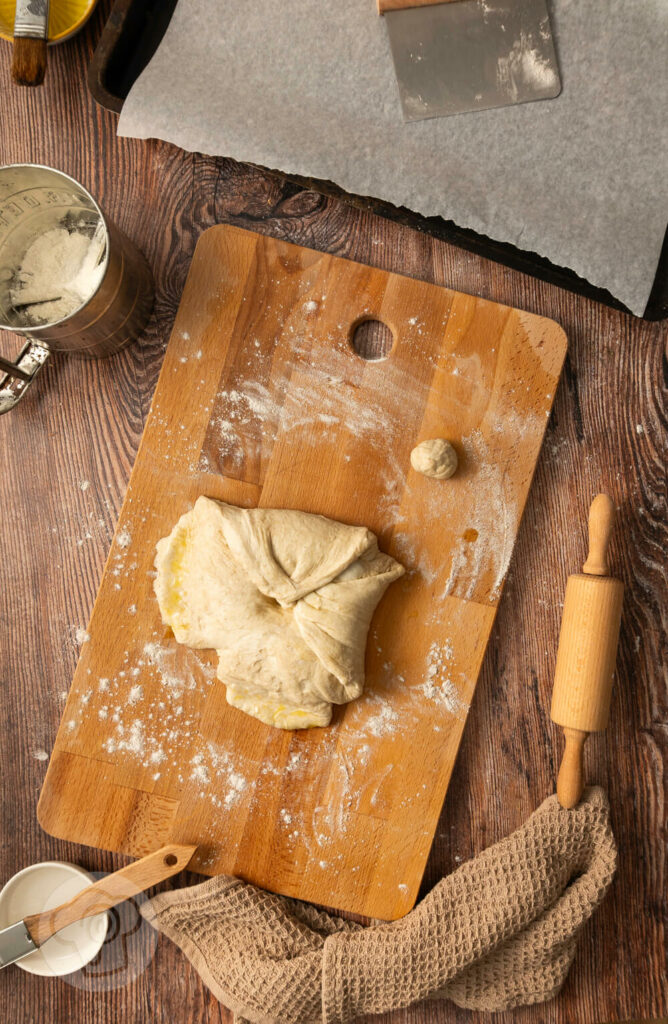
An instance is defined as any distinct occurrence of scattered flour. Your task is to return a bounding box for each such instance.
[440,428,518,602]
[143,641,189,694]
[116,528,132,549]
[119,720,145,755]
[364,704,400,738]
[32,749,49,762]
[205,343,419,493]
[421,641,469,718]
[191,756,210,785]
[224,772,247,809]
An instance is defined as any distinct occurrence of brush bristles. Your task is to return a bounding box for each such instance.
[12,36,47,87]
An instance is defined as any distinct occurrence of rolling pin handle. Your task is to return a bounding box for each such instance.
[582,493,615,576]
[556,727,588,809]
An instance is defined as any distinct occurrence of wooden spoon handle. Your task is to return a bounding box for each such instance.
[24,843,197,947]
[556,727,588,809]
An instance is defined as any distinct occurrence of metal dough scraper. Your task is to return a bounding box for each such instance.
[378,0,561,122]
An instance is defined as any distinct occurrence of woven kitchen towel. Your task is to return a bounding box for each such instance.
[141,788,616,1023]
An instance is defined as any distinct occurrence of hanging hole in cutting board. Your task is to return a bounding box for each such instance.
[350,318,394,361]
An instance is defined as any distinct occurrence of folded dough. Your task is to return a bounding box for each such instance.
[154,497,404,729]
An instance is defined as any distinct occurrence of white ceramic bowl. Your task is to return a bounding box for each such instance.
[0,861,108,976]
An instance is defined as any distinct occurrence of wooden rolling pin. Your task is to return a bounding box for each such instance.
[551,494,624,809]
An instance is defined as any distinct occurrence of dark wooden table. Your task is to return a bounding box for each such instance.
[0,6,665,1023]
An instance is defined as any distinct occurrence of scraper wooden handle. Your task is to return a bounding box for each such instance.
[24,844,197,946]
[550,495,624,809]
[378,0,459,13]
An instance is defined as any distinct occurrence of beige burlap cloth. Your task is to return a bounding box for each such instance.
[141,788,616,1023]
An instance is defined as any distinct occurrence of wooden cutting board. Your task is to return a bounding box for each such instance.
[38,225,567,920]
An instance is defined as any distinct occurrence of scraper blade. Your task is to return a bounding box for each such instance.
[381,0,561,122]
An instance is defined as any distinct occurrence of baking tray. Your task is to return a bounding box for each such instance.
[88,0,668,321]
[88,0,179,114]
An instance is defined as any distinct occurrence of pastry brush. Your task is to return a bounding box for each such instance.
[12,0,49,87]
[0,844,196,969]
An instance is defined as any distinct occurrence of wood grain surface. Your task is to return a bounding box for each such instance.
[0,3,665,1021]
[36,224,565,919]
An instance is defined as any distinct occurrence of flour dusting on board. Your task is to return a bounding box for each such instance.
[69,634,257,813]
[213,370,402,459]
[440,428,518,603]
[205,326,441,577]
[422,641,469,719]
[143,640,194,695]
[202,317,545,605]
[364,703,400,737]
[116,528,132,549]
[206,333,425,489]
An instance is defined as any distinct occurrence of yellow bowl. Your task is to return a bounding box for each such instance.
[0,0,98,44]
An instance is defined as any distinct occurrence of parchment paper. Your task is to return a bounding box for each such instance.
[118,0,668,316]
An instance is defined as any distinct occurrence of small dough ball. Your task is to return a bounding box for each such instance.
[410,438,458,479]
